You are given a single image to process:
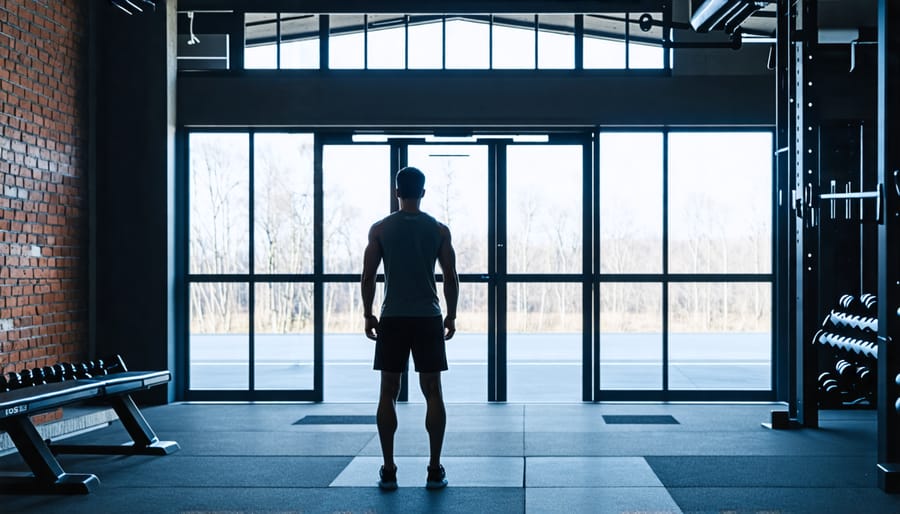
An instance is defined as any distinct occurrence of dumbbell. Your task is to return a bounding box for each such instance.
[19,369,35,387]
[860,293,877,314]
[839,294,855,310]
[30,367,46,386]
[74,362,92,379]
[43,365,60,383]
[89,359,107,376]
[52,363,67,381]
[819,372,842,405]
[0,375,8,393]
[856,365,873,389]
[6,372,23,390]
[836,360,856,386]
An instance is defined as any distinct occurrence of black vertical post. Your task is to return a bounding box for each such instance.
[593,131,601,399]
[230,9,244,71]
[794,0,820,428]
[395,145,409,403]
[876,0,900,492]
[774,0,794,408]
[313,134,324,401]
[320,15,329,70]
[496,143,508,402]
[582,137,592,401]
[488,143,498,401]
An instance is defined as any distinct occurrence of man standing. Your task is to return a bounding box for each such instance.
[361,166,459,491]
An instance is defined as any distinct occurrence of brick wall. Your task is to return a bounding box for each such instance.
[0,0,87,392]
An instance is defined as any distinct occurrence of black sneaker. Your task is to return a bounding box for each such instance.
[378,464,398,490]
[426,464,448,489]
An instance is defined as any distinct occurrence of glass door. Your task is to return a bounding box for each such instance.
[504,142,591,402]
[405,145,490,402]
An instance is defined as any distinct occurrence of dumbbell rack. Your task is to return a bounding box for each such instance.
[815,294,879,408]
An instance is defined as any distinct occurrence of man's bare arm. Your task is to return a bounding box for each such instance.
[437,225,459,340]
[361,224,382,340]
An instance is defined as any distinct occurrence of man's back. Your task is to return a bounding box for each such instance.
[376,210,444,318]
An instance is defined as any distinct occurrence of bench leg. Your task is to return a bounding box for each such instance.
[0,416,99,494]
[51,394,180,456]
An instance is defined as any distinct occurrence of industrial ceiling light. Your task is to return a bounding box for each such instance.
[690,0,770,33]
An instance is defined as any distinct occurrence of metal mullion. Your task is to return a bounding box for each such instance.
[248,132,256,393]
[276,13,281,68]
[625,12,631,70]
[662,129,669,392]
[442,15,446,70]
[404,15,409,70]
[533,15,538,69]
[313,133,324,400]
[582,136,592,401]
[496,142,508,401]
[489,14,493,69]
[320,14,329,70]
[364,14,368,69]
[178,130,191,401]
[575,15,583,70]
[593,130,601,399]
[252,274,317,282]
[488,142,498,401]
[394,142,409,402]
[505,274,584,282]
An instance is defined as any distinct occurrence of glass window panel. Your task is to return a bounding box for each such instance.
[189,283,249,390]
[408,16,443,69]
[668,132,773,274]
[189,133,249,274]
[330,14,365,69]
[324,282,383,401]
[537,15,574,69]
[254,283,314,390]
[367,15,406,69]
[507,283,583,402]
[492,15,535,69]
[254,134,315,274]
[668,282,772,390]
[245,13,277,69]
[409,283,487,403]
[280,14,319,69]
[507,145,583,274]
[599,132,662,273]
[446,16,489,69]
[323,145,391,273]
[583,14,626,69]
[406,145,488,274]
[629,13,664,69]
[600,283,662,389]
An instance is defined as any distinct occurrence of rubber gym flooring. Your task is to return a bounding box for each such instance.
[2,403,899,513]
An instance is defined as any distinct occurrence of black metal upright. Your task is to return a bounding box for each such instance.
[876,0,900,493]
[792,0,821,428]
[774,0,796,412]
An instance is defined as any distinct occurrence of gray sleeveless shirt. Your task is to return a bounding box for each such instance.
[377,211,443,318]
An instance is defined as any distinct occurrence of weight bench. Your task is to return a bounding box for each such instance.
[0,365,179,494]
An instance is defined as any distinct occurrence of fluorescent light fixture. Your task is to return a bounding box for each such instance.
[351,134,390,142]
[351,134,550,143]
[425,135,477,143]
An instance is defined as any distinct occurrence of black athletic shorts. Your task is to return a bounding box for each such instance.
[374,316,448,373]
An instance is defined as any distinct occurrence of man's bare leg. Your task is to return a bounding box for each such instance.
[377,371,402,471]
[419,372,446,468]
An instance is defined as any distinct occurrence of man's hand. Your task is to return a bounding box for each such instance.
[365,315,379,341]
[444,317,456,341]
